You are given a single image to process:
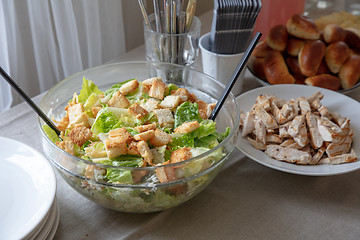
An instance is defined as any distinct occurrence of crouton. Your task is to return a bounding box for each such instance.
[120,79,139,95]
[131,170,149,183]
[68,124,92,146]
[85,165,95,179]
[128,103,148,119]
[56,140,76,155]
[149,129,172,147]
[149,79,166,100]
[134,123,156,133]
[56,115,69,132]
[174,121,200,134]
[207,103,216,118]
[68,112,90,129]
[92,107,102,117]
[197,100,208,119]
[127,141,139,155]
[108,127,133,142]
[154,109,174,126]
[160,95,181,109]
[67,103,84,122]
[108,91,130,108]
[171,88,191,102]
[105,137,127,159]
[171,147,192,163]
[142,77,162,86]
[137,140,154,165]
[155,160,178,183]
[140,98,159,112]
[142,77,160,94]
[134,130,155,141]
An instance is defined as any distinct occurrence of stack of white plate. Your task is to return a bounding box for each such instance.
[0,137,59,240]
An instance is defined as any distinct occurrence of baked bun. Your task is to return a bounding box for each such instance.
[264,51,295,84]
[305,74,341,91]
[316,60,331,75]
[339,55,360,89]
[286,37,305,56]
[325,41,351,74]
[286,14,320,40]
[286,57,302,75]
[299,40,326,77]
[344,30,360,54]
[252,57,266,80]
[267,25,288,51]
[253,41,273,58]
[323,24,346,44]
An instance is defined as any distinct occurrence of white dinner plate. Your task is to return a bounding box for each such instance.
[32,198,59,240]
[0,137,56,240]
[235,84,360,176]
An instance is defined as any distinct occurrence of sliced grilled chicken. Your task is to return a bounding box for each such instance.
[306,112,323,149]
[271,101,287,125]
[247,137,267,150]
[265,145,311,164]
[254,106,278,130]
[255,119,267,145]
[293,122,309,147]
[307,91,324,105]
[310,146,326,165]
[298,97,311,115]
[325,131,353,157]
[288,115,305,137]
[242,111,256,136]
[331,111,346,126]
[318,149,357,165]
[317,117,344,143]
[255,95,271,111]
[280,139,302,149]
[266,134,283,144]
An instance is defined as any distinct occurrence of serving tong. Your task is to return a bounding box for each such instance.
[210,0,262,54]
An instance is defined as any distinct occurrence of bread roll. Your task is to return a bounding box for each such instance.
[286,14,320,40]
[305,74,341,91]
[344,30,360,55]
[323,24,346,44]
[286,57,302,76]
[339,55,360,89]
[325,41,351,74]
[316,60,330,75]
[252,57,266,80]
[264,51,295,84]
[286,37,305,56]
[267,25,288,51]
[299,40,326,77]
[253,41,273,58]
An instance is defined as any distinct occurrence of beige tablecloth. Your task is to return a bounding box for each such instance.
[2,10,360,240]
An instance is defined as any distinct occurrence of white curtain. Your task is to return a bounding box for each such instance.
[0,0,126,113]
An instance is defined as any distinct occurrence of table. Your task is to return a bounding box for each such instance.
[2,10,360,240]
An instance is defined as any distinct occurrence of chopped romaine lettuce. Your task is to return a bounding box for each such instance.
[105,168,133,184]
[42,125,60,143]
[91,108,120,135]
[174,101,202,128]
[105,79,135,97]
[78,77,102,104]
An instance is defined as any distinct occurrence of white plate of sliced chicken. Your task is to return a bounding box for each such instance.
[236,84,360,176]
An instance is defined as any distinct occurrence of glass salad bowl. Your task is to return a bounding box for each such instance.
[38,61,240,213]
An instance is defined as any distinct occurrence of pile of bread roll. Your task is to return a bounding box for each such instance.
[251,14,360,91]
